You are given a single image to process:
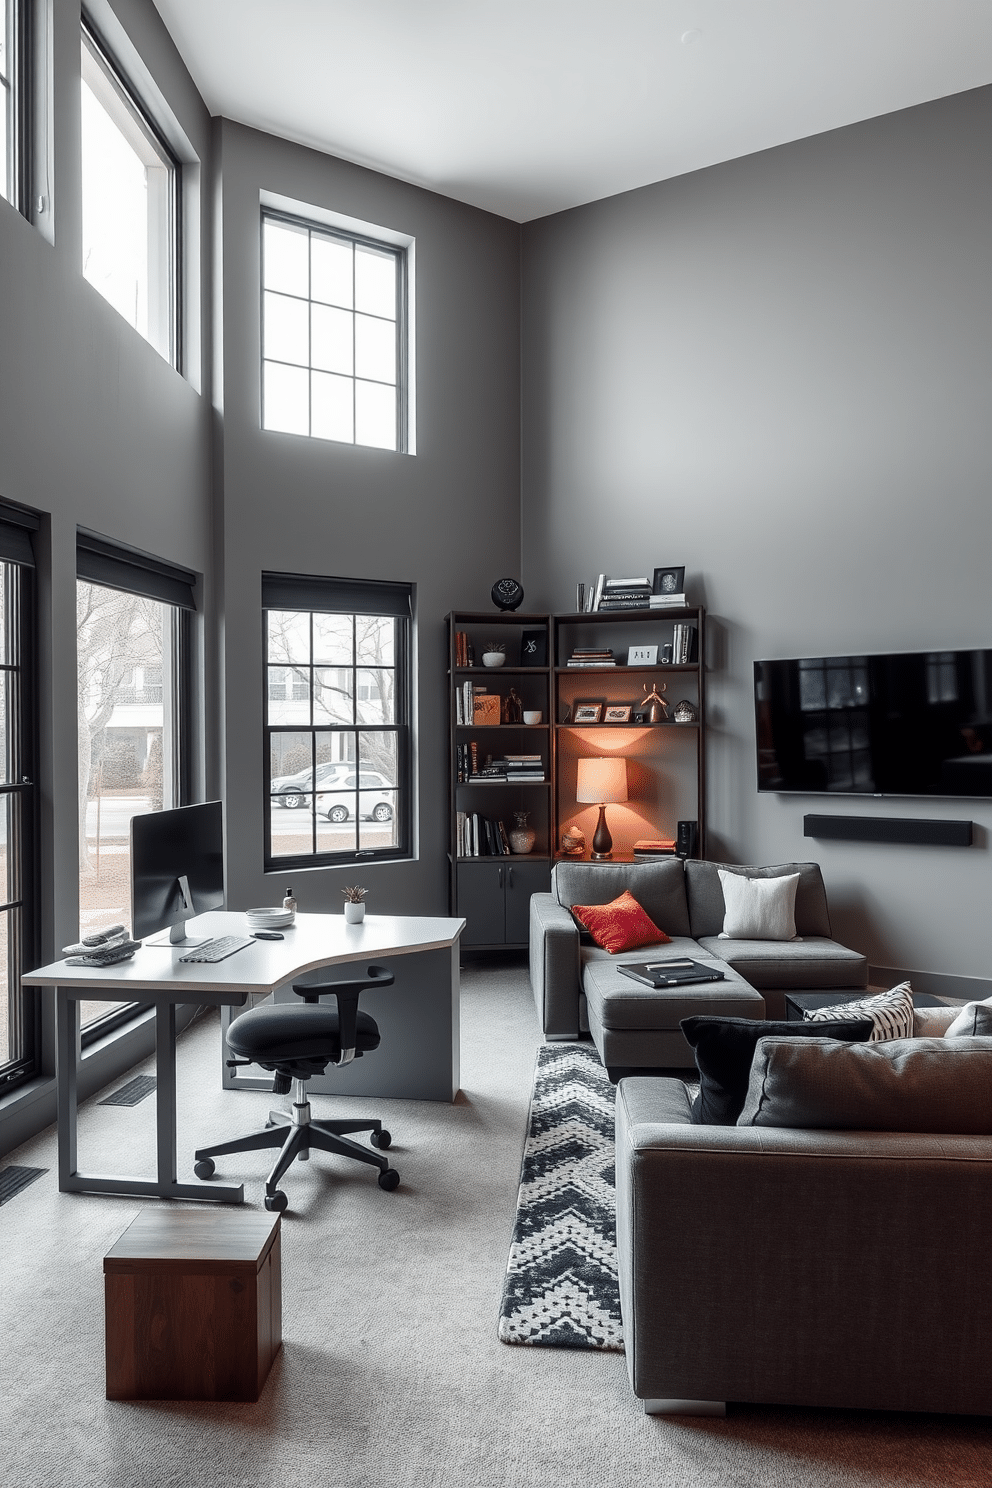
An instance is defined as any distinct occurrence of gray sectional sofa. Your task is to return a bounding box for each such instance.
[616,1009,992,1416]
[529,858,868,1077]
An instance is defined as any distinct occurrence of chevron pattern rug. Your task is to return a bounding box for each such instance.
[498,1044,624,1351]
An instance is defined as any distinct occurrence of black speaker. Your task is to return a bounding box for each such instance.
[676,820,698,858]
[803,814,973,847]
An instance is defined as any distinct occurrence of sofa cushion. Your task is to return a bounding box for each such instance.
[738,1035,992,1133]
[913,1005,959,1037]
[695,934,867,991]
[583,956,763,1032]
[686,860,832,939]
[582,935,704,966]
[680,1015,874,1126]
[718,869,799,940]
[945,1000,992,1037]
[571,891,669,954]
[802,982,914,1041]
[553,859,691,937]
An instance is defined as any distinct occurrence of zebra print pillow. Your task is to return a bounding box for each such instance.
[802,981,914,1042]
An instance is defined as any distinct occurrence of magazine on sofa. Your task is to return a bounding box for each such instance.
[617,958,726,988]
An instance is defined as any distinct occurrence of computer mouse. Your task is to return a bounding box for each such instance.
[252,930,284,940]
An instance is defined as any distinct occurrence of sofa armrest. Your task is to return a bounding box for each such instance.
[615,1077,992,1414]
[529,893,581,1038]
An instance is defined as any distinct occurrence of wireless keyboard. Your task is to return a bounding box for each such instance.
[179,935,254,964]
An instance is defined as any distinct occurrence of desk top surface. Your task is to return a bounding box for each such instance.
[23,910,466,998]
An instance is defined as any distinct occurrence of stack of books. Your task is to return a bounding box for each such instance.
[504,754,545,781]
[633,838,677,861]
[672,623,698,664]
[455,811,512,857]
[595,575,653,611]
[566,647,616,667]
[453,631,475,666]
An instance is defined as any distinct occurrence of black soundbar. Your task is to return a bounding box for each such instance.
[803,814,973,847]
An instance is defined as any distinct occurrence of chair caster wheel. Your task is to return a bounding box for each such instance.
[371,1129,391,1150]
[193,1158,215,1179]
[378,1168,400,1191]
[264,1190,288,1212]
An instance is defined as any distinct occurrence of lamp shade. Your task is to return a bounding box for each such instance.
[576,756,628,805]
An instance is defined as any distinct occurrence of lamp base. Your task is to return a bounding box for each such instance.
[591,804,613,860]
[589,850,613,861]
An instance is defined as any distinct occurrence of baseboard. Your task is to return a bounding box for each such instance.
[870,966,992,1003]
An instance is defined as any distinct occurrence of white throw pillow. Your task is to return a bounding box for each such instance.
[802,981,914,1042]
[717,870,799,941]
[944,999,992,1038]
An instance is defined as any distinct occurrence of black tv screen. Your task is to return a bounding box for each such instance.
[754,651,992,798]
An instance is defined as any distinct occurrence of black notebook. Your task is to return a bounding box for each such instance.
[617,958,726,988]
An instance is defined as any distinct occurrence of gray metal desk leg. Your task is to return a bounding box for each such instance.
[55,989,80,1191]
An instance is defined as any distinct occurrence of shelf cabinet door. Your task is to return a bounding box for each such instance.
[503,859,552,943]
[456,861,507,946]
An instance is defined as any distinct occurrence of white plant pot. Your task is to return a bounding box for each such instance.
[343,901,366,924]
[482,652,505,667]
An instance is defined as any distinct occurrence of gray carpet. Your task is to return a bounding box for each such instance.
[1,957,988,1488]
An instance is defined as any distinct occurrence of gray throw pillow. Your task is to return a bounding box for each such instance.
[944,1000,992,1037]
[738,1035,992,1133]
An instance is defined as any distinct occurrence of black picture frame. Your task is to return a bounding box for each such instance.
[520,628,548,667]
[652,566,685,596]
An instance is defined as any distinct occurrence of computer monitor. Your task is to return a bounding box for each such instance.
[130,801,225,946]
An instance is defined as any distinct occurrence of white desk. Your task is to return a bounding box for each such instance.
[23,910,465,1204]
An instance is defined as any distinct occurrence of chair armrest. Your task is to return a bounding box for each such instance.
[529,894,581,1038]
[292,964,393,1067]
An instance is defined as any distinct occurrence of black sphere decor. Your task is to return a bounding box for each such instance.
[492,577,524,611]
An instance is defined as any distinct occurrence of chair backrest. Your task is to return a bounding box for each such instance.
[684,860,833,938]
[552,858,692,938]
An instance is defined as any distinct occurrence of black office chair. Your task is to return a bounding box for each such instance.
[193,964,399,1212]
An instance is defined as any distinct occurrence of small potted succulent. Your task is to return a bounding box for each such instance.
[342,884,368,923]
[482,640,506,668]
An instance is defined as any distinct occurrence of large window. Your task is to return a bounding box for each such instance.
[0,506,37,1095]
[261,210,408,452]
[76,535,194,1033]
[80,16,179,365]
[1,0,27,211]
[263,573,412,869]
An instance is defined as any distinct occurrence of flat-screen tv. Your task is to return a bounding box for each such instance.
[754,650,992,798]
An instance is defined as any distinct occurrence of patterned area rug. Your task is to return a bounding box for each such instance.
[498,1044,624,1351]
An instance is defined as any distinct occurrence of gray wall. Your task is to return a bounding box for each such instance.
[521,87,992,983]
[214,121,521,915]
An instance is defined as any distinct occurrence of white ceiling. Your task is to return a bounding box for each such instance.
[151,0,992,222]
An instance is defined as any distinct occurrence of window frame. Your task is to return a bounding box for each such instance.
[262,575,413,872]
[0,535,39,1095]
[80,12,182,369]
[260,207,409,454]
[1,0,31,216]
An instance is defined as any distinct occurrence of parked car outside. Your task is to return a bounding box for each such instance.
[316,771,395,822]
[271,760,352,809]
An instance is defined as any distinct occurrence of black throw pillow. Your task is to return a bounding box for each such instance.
[680,1015,875,1126]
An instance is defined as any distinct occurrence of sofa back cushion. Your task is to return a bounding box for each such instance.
[552,859,691,938]
[738,1035,992,1133]
[686,860,832,939]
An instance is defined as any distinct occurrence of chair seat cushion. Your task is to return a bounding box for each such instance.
[695,934,867,990]
[228,1004,381,1064]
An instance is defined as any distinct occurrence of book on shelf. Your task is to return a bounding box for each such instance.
[597,597,652,611]
[672,623,698,664]
[649,593,687,608]
[603,575,650,589]
[617,958,726,988]
[458,811,515,857]
[634,838,677,852]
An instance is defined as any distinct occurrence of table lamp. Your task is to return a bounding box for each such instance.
[576,756,628,860]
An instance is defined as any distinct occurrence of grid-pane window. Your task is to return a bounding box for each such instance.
[0,0,24,210]
[264,578,411,868]
[76,564,191,1032]
[81,19,179,365]
[261,211,407,453]
[0,547,37,1095]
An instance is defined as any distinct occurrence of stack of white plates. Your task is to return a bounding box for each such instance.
[245,906,295,931]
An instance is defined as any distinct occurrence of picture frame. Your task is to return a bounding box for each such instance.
[520,627,548,667]
[652,566,685,596]
[572,702,603,724]
[627,644,658,666]
[603,704,632,723]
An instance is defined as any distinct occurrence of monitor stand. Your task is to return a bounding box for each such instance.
[144,876,211,948]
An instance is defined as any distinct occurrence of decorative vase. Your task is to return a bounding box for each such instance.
[482,652,505,668]
[343,901,365,924]
[509,811,536,855]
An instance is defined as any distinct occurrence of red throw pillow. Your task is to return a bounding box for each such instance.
[571,891,671,955]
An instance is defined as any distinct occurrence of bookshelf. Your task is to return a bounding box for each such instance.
[446,612,554,949]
